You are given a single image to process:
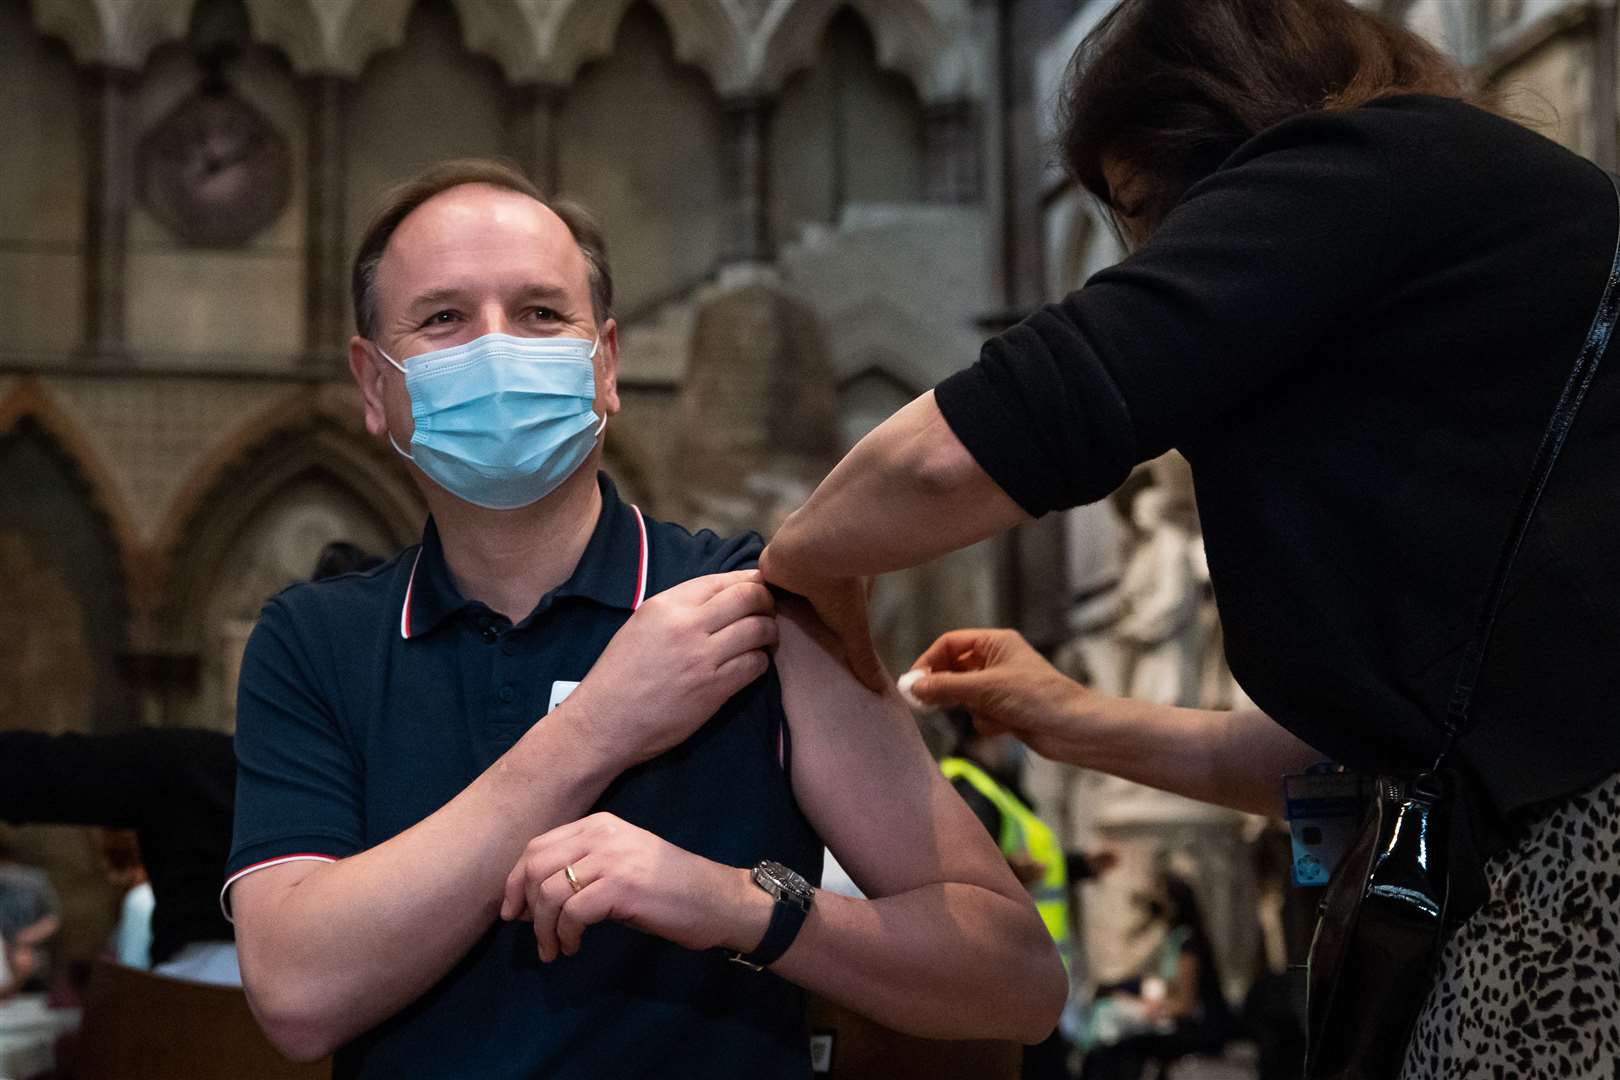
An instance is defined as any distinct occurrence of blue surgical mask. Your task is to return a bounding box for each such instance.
[378,332,605,511]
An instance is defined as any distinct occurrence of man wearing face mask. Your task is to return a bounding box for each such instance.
[223,159,1065,1079]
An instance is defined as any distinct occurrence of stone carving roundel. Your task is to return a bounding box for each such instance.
[137,85,292,247]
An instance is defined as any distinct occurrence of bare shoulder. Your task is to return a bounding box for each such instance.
[772,595,891,722]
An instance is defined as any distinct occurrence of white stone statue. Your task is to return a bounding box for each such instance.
[1118,486,1203,707]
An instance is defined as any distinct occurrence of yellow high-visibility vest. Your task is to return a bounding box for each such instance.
[941,757,1072,969]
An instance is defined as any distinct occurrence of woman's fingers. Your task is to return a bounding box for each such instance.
[910,667,995,710]
[913,628,1003,675]
[836,613,890,694]
[907,627,1082,740]
[780,574,887,693]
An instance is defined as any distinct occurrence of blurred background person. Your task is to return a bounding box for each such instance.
[0,862,59,1000]
[94,829,154,971]
[1078,864,1234,1080]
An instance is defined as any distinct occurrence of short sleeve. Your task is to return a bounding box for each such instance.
[935,109,1395,515]
[227,595,364,886]
[703,530,765,574]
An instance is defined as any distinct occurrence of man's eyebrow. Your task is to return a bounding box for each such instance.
[403,283,573,311]
[404,287,468,311]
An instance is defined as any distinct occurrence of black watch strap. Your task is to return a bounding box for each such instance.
[734,892,810,970]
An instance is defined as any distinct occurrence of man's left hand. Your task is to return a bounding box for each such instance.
[499,813,771,963]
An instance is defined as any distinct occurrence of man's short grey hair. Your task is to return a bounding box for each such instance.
[350,158,613,340]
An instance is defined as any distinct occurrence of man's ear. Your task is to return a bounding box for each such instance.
[348,335,390,438]
[597,319,621,417]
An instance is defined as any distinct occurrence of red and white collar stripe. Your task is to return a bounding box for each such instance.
[400,506,648,639]
[400,549,423,640]
[630,505,649,611]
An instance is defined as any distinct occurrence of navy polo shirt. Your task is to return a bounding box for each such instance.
[228,474,823,1079]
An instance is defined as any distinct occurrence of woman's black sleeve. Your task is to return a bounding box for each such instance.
[935,110,1397,516]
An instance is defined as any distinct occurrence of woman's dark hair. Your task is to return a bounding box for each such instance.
[1062,0,1476,237]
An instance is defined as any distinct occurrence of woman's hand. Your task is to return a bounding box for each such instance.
[907,628,1101,759]
[498,813,771,964]
[756,549,889,693]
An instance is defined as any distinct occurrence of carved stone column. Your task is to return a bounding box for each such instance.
[720,97,774,265]
[81,66,136,363]
[506,84,564,196]
[304,75,351,366]
[924,100,983,204]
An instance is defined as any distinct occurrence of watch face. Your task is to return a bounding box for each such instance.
[757,860,814,905]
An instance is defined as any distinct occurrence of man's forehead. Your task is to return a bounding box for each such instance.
[379,184,587,295]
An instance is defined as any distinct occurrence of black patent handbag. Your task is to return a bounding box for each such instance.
[1303,167,1620,1080]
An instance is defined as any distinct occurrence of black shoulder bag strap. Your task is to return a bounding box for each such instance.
[1304,170,1620,1080]
[1437,168,1620,767]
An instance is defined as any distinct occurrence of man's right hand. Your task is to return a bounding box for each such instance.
[557,569,778,770]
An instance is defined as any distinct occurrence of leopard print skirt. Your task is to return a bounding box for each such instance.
[1399,770,1620,1078]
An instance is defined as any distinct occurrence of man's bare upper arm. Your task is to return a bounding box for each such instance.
[773,599,1023,903]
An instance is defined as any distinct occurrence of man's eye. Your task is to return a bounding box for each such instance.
[529,307,559,321]
[422,311,459,327]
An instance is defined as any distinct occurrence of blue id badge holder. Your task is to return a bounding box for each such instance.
[1282,765,1370,887]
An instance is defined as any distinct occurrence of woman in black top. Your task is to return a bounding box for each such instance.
[761,0,1620,1072]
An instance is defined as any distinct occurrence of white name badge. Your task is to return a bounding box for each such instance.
[548,680,580,713]
[809,1032,834,1074]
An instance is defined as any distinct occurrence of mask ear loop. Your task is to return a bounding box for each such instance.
[372,341,417,462]
[589,333,609,439]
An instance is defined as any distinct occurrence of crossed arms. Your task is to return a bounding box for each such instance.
[229,574,1065,1061]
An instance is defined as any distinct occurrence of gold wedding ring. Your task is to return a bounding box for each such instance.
[564,863,582,893]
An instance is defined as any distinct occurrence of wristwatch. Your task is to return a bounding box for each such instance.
[729,860,815,971]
